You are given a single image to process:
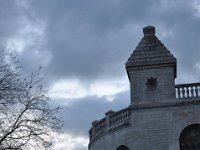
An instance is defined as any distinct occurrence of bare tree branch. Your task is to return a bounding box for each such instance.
[0,50,63,150]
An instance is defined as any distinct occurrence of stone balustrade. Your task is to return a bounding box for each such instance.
[110,107,131,127]
[175,83,200,99]
[89,107,132,141]
[93,118,106,135]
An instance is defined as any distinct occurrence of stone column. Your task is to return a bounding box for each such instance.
[91,120,98,136]
[105,110,115,128]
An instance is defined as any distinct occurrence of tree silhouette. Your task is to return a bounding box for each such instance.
[0,51,62,150]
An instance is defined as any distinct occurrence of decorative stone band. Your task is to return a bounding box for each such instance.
[175,82,200,99]
[126,62,177,78]
[132,99,200,110]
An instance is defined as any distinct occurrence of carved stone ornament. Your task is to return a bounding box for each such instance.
[146,77,157,88]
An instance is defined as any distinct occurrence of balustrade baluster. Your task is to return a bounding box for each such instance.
[182,87,186,98]
[117,115,119,123]
[186,87,190,98]
[180,88,183,98]
[194,86,198,97]
[177,88,181,99]
[191,86,194,98]
[113,116,115,124]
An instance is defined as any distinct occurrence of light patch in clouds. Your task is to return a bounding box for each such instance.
[5,24,44,53]
[6,11,45,53]
[160,29,174,39]
[6,38,25,52]
[192,0,200,17]
[53,133,88,150]
[194,63,200,74]
[89,79,128,101]
[49,79,88,100]
[49,77,129,101]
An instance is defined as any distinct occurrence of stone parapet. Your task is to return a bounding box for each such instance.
[175,82,200,99]
[89,83,200,148]
[89,106,132,145]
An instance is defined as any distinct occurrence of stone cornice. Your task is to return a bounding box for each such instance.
[132,98,200,110]
[126,62,177,79]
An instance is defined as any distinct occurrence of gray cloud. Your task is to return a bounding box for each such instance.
[0,1,22,45]
[14,0,200,83]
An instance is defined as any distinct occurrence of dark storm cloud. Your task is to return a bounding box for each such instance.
[0,1,22,45]
[16,0,157,80]
[15,0,200,83]
[39,0,155,80]
[0,0,198,82]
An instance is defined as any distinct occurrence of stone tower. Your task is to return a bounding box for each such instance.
[126,26,176,106]
[88,26,200,150]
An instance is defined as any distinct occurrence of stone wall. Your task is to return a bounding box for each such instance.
[129,67,176,106]
[89,100,200,150]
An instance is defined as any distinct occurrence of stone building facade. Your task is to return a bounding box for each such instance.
[88,26,200,150]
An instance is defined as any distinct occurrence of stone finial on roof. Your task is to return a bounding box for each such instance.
[143,26,155,37]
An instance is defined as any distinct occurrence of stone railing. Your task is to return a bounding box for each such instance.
[110,107,131,127]
[175,83,200,99]
[89,107,132,141]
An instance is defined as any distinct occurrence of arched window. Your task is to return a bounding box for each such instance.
[179,124,200,150]
[116,145,129,150]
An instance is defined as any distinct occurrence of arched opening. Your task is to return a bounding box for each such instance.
[179,124,200,150]
[116,145,129,150]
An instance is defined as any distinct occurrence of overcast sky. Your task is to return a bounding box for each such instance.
[1,0,200,149]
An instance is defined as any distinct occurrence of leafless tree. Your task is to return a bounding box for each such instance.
[0,51,62,150]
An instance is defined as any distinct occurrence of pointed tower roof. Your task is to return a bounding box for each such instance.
[126,26,177,77]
